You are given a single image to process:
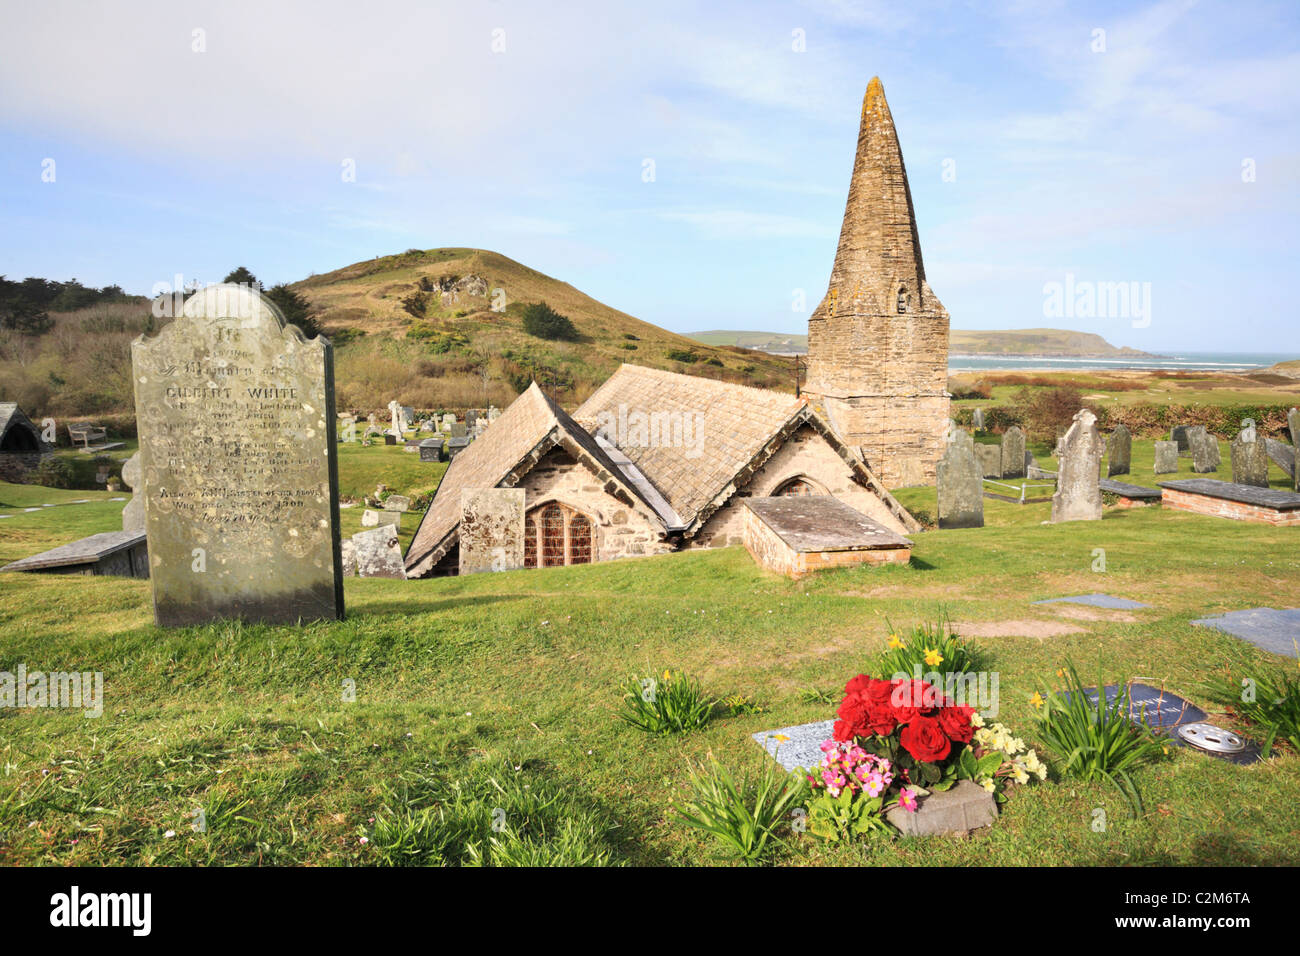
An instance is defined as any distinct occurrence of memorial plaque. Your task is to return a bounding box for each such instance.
[458,488,525,575]
[1106,424,1131,477]
[1000,426,1026,479]
[1153,440,1179,474]
[937,424,983,529]
[1051,408,1103,522]
[131,284,343,626]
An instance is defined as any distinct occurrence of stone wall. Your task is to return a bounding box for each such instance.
[690,423,909,548]
[0,451,45,482]
[1161,488,1300,527]
[517,446,674,561]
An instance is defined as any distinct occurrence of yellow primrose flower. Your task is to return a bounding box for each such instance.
[1030,692,1045,710]
[773,734,791,743]
[924,648,944,667]
[970,711,985,728]
[1014,768,1030,785]
[982,779,997,793]
[887,633,903,649]
[1035,765,1048,781]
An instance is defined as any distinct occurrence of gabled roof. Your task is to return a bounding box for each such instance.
[573,364,918,535]
[404,382,672,577]
[0,402,47,452]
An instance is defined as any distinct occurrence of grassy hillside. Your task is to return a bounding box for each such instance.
[688,327,1153,358]
[292,248,793,411]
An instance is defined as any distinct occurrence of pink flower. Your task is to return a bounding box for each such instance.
[898,788,918,813]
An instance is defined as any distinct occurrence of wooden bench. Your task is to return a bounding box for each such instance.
[67,423,108,450]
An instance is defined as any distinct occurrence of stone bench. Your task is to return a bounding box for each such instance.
[1157,478,1300,526]
[742,495,912,579]
[1099,478,1163,507]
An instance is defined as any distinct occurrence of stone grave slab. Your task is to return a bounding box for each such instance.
[742,496,911,579]
[446,436,472,459]
[419,437,444,462]
[1157,479,1300,527]
[1230,428,1269,488]
[361,509,399,529]
[936,426,983,529]
[1265,438,1295,480]
[1191,607,1300,657]
[1153,440,1179,475]
[1106,424,1131,477]
[1033,593,1151,610]
[1187,426,1220,473]
[340,538,357,576]
[1,530,148,578]
[130,283,343,626]
[352,526,405,578]
[459,488,525,575]
[1099,478,1162,505]
[383,494,411,512]
[1071,683,1262,764]
[752,719,835,772]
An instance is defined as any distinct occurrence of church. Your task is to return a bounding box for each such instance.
[405,78,949,577]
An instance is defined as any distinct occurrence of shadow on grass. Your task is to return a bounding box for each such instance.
[345,593,528,620]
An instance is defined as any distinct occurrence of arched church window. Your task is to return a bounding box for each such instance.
[773,476,823,497]
[896,287,908,313]
[523,501,594,568]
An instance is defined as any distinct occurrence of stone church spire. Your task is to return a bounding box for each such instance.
[802,77,950,488]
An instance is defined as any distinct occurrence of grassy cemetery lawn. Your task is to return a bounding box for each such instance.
[1,442,1298,866]
[335,440,445,502]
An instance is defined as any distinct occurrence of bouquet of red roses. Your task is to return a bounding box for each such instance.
[831,674,977,791]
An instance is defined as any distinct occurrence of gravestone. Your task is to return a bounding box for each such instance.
[352,526,405,579]
[361,509,399,530]
[936,424,983,529]
[1106,424,1131,477]
[384,494,411,512]
[1170,425,1191,454]
[976,443,1001,478]
[1292,408,1300,491]
[971,407,985,431]
[1265,438,1294,481]
[1187,426,1219,473]
[388,400,405,438]
[341,538,357,577]
[1051,408,1103,523]
[1000,426,1026,479]
[466,409,479,428]
[420,420,435,433]
[1230,420,1269,488]
[449,422,468,438]
[442,413,456,428]
[459,488,525,575]
[120,452,144,532]
[488,405,501,422]
[384,434,396,446]
[401,405,414,425]
[1153,440,1179,474]
[130,284,343,626]
[419,437,445,462]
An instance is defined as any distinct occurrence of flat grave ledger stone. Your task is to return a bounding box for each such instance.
[1230,429,1270,488]
[130,284,343,626]
[459,488,525,575]
[1033,592,1151,610]
[1098,478,1162,506]
[741,496,912,579]
[419,438,445,462]
[1051,409,1103,522]
[361,509,400,529]
[936,425,983,529]
[1191,607,1300,658]
[1153,440,1179,474]
[383,494,411,513]
[1265,437,1295,480]
[1157,478,1300,525]
[976,443,1001,478]
[752,719,835,772]
[0,530,149,578]
[1106,424,1131,477]
[1000,426,1026,479]
[1170,425,1191,453]
[446,436,472,459]
[351,526,405,579]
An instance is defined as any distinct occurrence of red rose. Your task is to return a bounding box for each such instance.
[900,715,952,763]
[832,718,855,742]
[890,679,940,722]
[863,700,897,736]
[836,695,870,738]
[845,674,874,696]
[938,705,976,743]
[864,679,894,707]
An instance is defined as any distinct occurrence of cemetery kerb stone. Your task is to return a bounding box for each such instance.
[1153,440,1179,475]
[1106,423,1131,477]
[1051,408,1103,522]
[130,284,344,626]
[459,488,526,575]
[936,425,983,529]
[1000,426,1026,479]
[1230,422,1270,488]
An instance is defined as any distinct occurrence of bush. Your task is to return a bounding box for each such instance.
[32,456,79,489]
[948,377,992,401]
[1203,665,1300,756]
[401,290,431,319]
[521,302,578,341]
[618,670,714,735]
[665,348,700,364]
[1011,385,1085,442]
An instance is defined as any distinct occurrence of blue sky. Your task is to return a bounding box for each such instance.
[1,0,1296,352]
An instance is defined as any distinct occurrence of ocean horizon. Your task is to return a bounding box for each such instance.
[947,351,1298,373]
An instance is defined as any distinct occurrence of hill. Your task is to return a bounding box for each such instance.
[292,248,794,411]
[688,327,1155,358]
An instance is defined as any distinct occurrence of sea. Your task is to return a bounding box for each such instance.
[947,352,1298,373]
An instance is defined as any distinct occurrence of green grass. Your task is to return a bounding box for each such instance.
[1,440,1298,866]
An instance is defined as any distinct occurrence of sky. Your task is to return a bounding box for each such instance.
[0,0,1296,353]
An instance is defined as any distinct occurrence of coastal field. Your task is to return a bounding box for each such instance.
[1,435,1297,867]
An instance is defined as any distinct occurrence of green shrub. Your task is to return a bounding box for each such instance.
[705,357,724,367]
[521,302,578,341]
[675,752,806,864]
[31,456,79,489]
[618,670,714,735]
[665,348,700,364]
[1203,664,1300,756]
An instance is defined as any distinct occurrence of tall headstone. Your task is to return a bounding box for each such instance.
[936,424,983,530]
[1230,420,1269,488]
[352,526,405,578]
[1051,409,1104,523]
[1106,424,1132,477]
[1153,440,1179,475]
[976,443,1001,478]
[1000,426,1026,479]
[1187,426,1219,474]
[1170,425,1191,454]
[971,407,985,431]
[131,284,343,626]
[459,488,526,574]
[120,451,145,532]
[1289,407,1299,449]
[388,400,404,438]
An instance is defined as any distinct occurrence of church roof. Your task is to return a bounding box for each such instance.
[0,402,46,451]
[403,382,670,577]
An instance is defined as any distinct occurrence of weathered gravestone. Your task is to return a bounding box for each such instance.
[1000,426,1026,479]
[936,424,983,530]
[449,422,468,438]
[361,509,399,530]
[388,400,405,438]
[466,409,479,429]
[459,488,525,575]
[1292,407,1299,491]
[1106,424,1131,477]
[1186,425,1219,473]
[1265,438,1295,481]
[120,452,144,532]
[976,443,1001,478]
[1230,420,1269,488]
[384,494,411,512]
[1153,440,1179,475]
[1051,409,1103,523]
[971,407,985,431]
[352,526,405,579]
[131,285,343,625]
[419,437,444,462]
[1170,425,1192,454]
